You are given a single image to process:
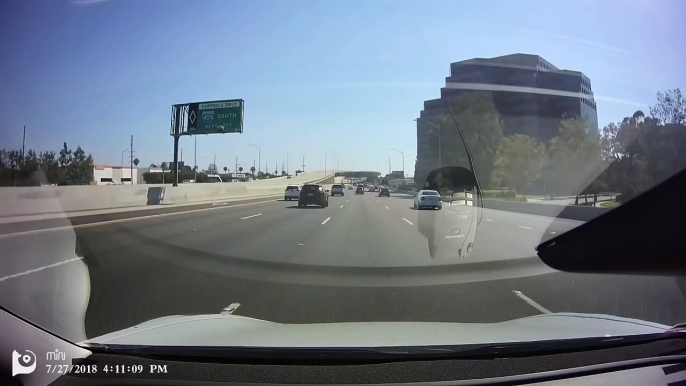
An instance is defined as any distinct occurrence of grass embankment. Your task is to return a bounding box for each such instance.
[599,201,620,208]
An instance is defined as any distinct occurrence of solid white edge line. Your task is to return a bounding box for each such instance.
[321,217,331,225]
[402,218,414,225]
[518,225,533,230]
[0,199,279,240]
[240,213,263,220]
[512,290,551,314]
[0,257,84,282]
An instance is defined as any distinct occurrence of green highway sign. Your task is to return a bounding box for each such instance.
[187,99,243,134]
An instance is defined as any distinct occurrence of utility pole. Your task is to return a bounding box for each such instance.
[22,126,26,160]
[302,156,305,172]
[235,156,238,181]
[286,152,289,175]
[389,156,391,174]
[213,154,216,174]
[130,135,134,184]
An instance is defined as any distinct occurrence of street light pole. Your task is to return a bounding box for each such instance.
[194,136,197,181]
[390,148,405,179]
[247,143,260,176]
[285,151,289,175]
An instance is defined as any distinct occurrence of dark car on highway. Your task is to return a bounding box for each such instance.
[355,186,364,195]
[298,184,329,208]
[378,187,390,197]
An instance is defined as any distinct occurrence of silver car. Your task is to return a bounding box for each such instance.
[330,184,345,196]
[413,190,443,210]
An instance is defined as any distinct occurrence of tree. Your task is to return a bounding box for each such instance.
[150,163,158,168]
[238,166,243,173]
[68,145,94,185]
[223,166,228,173]
[161,162,168,170]
[650,88,685,125]
[250,166,256,177]
[598,111,651,197]
[426,94,503,188]
[133,158,140,167]
[544,118,602,196]
[491,134,546,192]
[58,142,72,172]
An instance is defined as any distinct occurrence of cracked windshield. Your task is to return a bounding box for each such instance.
[1,0,685,349]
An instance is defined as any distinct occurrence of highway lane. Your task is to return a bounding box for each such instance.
[1,189,685,342]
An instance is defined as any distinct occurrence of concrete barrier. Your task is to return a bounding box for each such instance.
[0,171,333,218]
[392,189,610,222]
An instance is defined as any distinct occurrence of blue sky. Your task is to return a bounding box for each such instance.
[1,0,684,174]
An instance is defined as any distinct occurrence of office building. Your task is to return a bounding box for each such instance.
[415,53,598,182]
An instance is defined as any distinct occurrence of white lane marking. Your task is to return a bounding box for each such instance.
[0,199,279,240]
[376,200,379,203]
[212,202,228,206]
[550,231,557,235]
[321,217,331,225]
[402,218,414,225]
[240,213,262,220]
[384,206,390,209]
[298,243,304,246]
[518,225,533,230]
[346,199,349,202]
[485,218,493,222]
[512,290,551,314]
[0,257,84,282]
[339,205,344,209]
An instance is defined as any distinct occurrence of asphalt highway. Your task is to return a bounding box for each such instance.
[1,188,685,342]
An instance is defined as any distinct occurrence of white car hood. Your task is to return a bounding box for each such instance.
[82,313,670,347]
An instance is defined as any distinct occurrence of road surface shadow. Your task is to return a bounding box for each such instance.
[286,205,326,209]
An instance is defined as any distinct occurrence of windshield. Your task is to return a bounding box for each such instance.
[1,0,685,355]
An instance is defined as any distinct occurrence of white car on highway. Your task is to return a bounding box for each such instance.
[413,190,443,210]
[284,184,302,201]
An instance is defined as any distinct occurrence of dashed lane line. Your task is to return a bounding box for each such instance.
[0,257,84,282]
[512,290,551,314]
